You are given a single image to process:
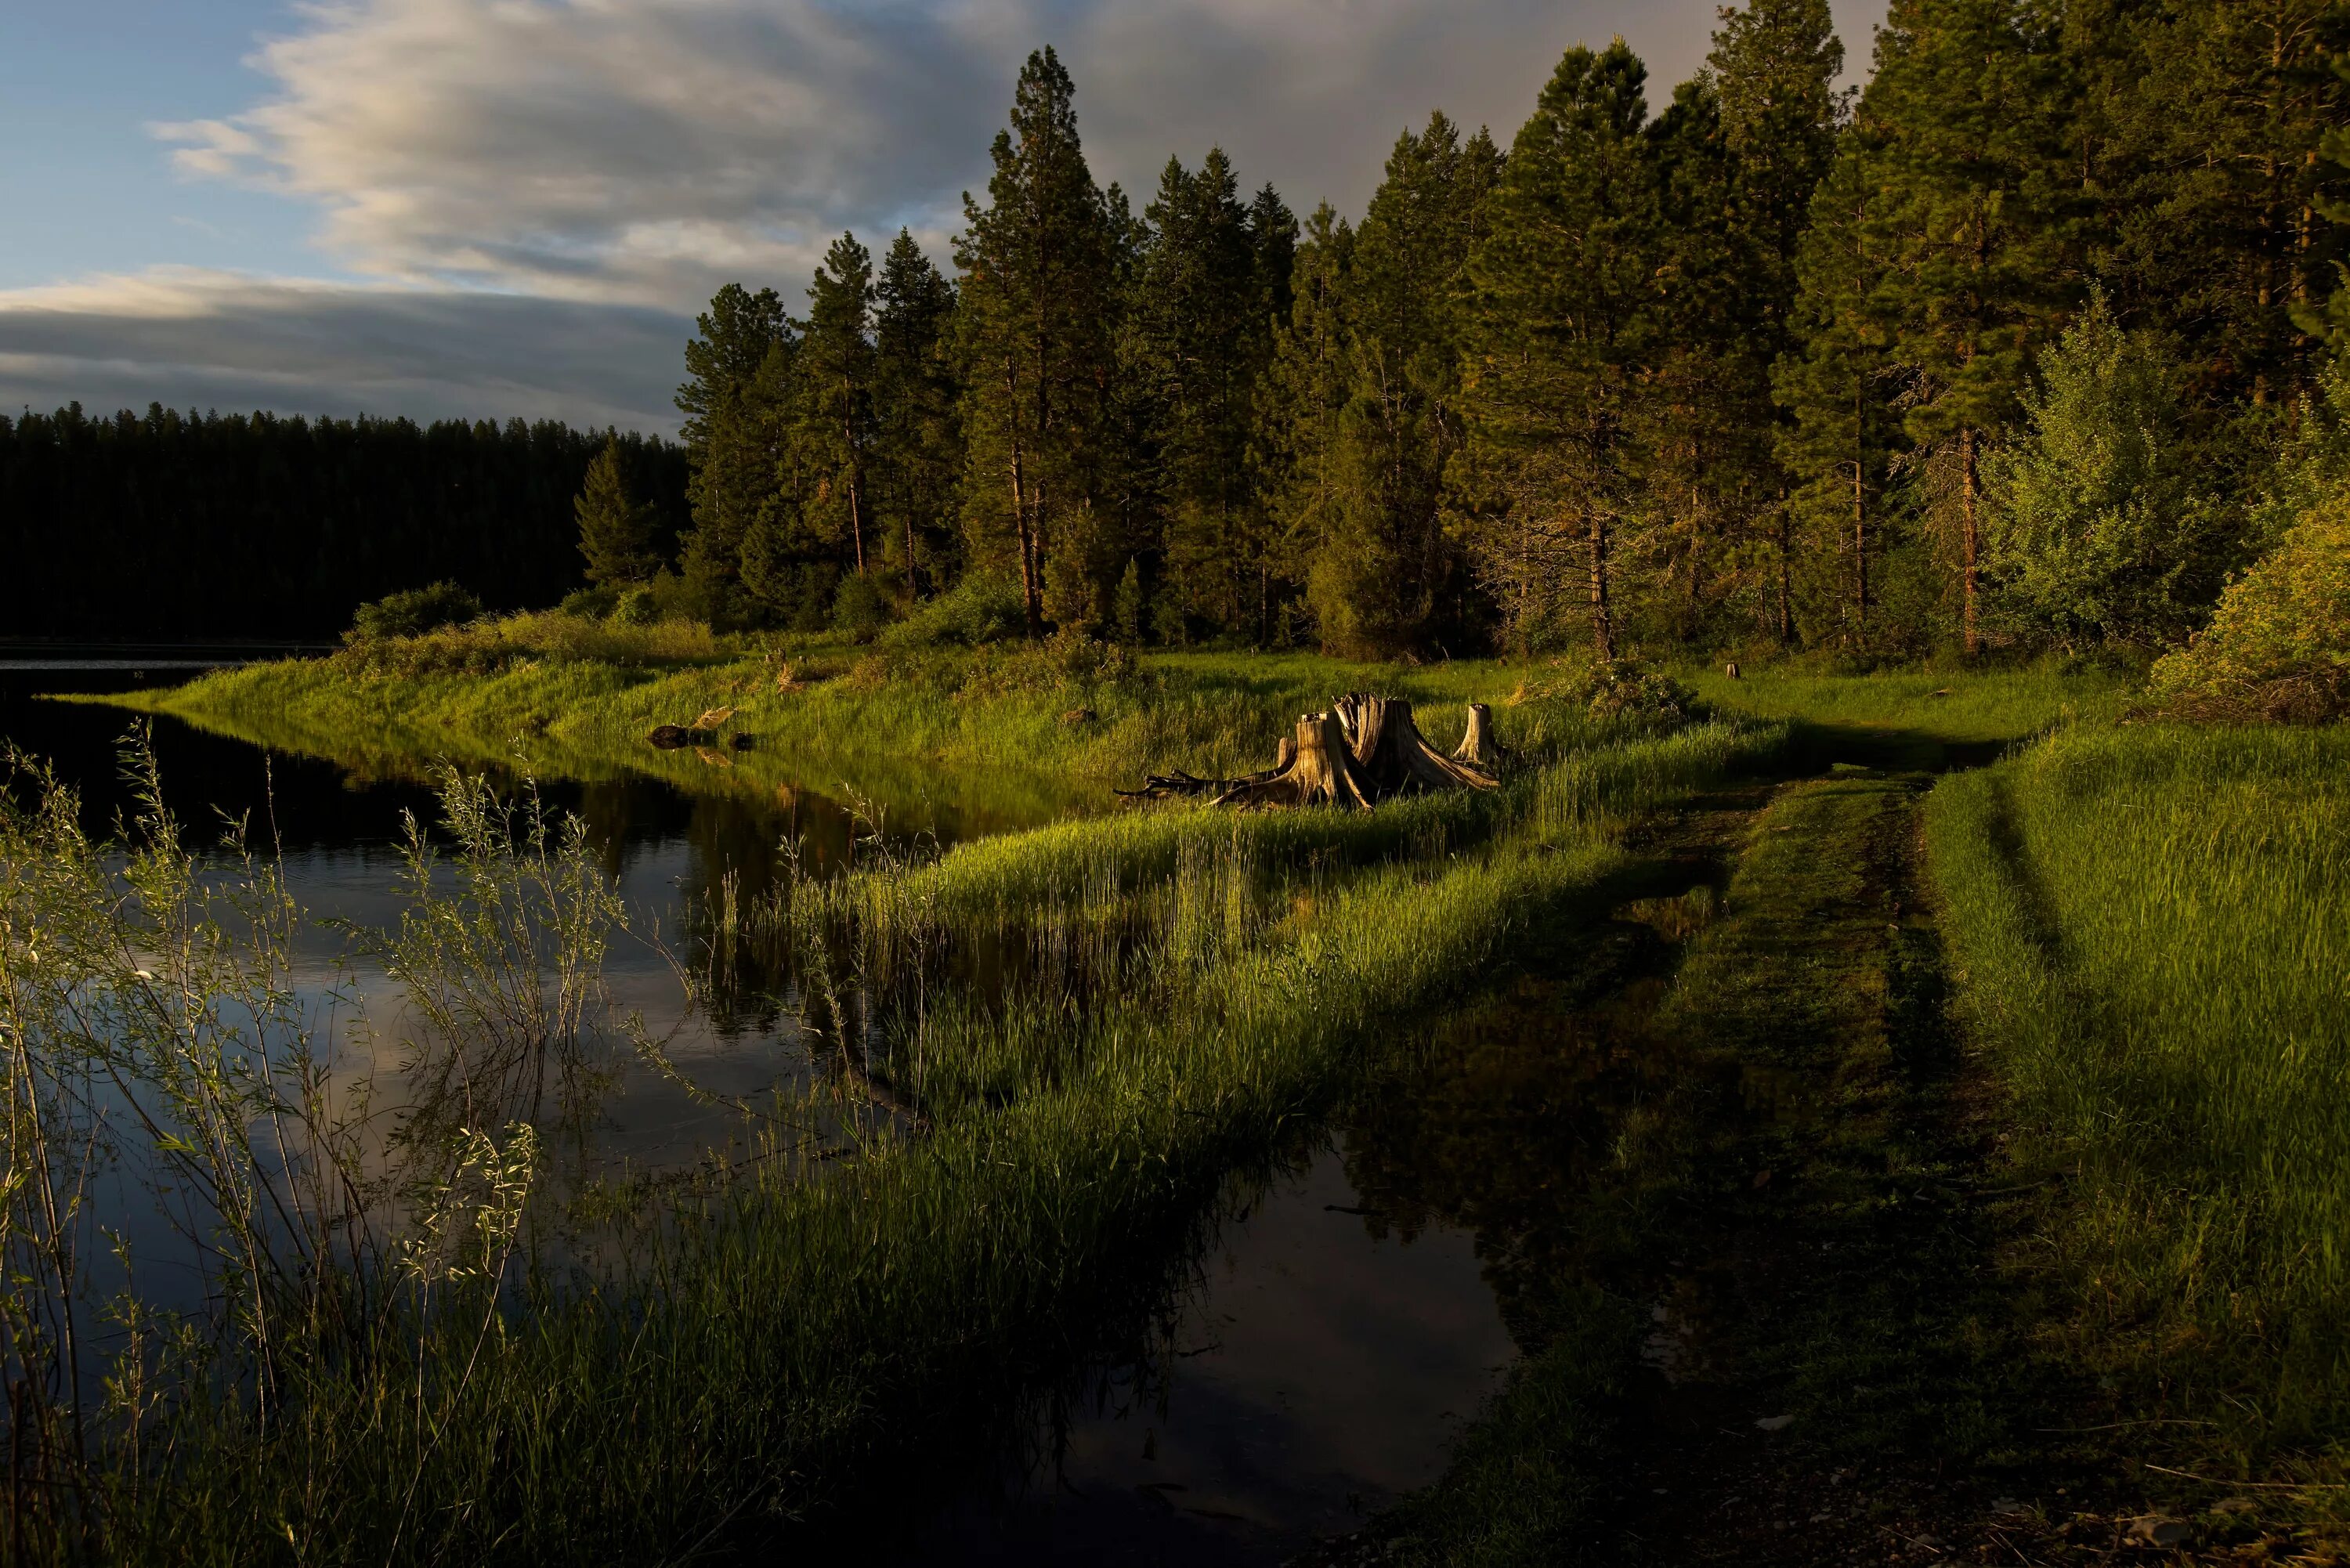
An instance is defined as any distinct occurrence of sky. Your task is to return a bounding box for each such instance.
[0,0,1886,437]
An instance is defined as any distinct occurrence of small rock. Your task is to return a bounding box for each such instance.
[1990,1498,2026,1515]
[2126,1516,2189,1546]
[1755,1414,1795,1432]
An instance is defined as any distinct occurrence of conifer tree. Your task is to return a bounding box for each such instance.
[1252,204,1355,646]
[1776,141,1910,642]
[797,232,880,580]
[1136,150,1261,634]
[1861,0,2073,652]
[873,229,962,602]
[574,436,658,587]
[2084,0,2348,403]
[1460,42,1654,660]
[955,47,1119,633]
[1309,114,1499,656]
[677,285,795,620]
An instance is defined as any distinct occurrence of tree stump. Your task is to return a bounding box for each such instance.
[1212,711,1376,810]
[1452,702,1509,769]
[1121,695,1502,810]
[1332,693,1499,796]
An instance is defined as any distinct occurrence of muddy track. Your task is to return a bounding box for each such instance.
[1307,742,2323,1566]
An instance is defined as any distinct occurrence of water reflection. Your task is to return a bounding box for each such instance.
[0,666,1082,1194]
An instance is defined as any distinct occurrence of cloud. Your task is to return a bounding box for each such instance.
[32,0,1881,430]
[151,0,1794,313]
[0,269,691,432]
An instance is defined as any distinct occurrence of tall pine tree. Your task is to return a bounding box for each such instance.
[574,435,659,587]
[1460,42,1654,660]
[1862,0,2073,652]
[955,48,1120,634]
[873,230,963,602]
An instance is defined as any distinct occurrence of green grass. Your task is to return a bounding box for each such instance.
[13,650,1802,1563]
[1684,661,2134,744]
[1928,723,2350,1454]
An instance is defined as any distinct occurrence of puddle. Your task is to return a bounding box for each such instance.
[891,1144,1517,1566]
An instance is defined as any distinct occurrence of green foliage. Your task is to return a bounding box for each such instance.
[955,47,1122,633]
[351,580,483,641]
[574,435,660,587]
[830,571,889,642]
[1459,44,1651,662]
[559,584,620,620]
[1983,294,2237,646]
[1113,555,1144,645]
[2148,492,2350,721]
[878,572,1029,649]
[1301,114,1498,657]
[1562,659,1701,724]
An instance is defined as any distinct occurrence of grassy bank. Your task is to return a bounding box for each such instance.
[1928,724,2350,1456]
[94,627,1527,791]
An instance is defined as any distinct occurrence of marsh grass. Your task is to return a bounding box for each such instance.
[0,734,631,1563]
[2,686,1797,1561]
[1928,723,2350,1453]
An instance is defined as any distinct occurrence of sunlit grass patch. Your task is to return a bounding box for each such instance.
[1928,723,2350,1447]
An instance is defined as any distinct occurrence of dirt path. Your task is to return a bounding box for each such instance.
[1601,768,2315,1566]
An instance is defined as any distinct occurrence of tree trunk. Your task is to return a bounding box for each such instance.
[1776,498,1796,648]
[1853,453,1868,634]
[844,408,867,578]
[1004,361,1042,638]
[1960,424,1980,656]
[1589,509,1614,663]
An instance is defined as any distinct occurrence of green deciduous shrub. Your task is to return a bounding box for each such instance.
[2148,495,2350,722]
[349,580,484,641]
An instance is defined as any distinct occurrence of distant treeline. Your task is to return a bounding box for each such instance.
[645,0,2350,659]
[0,404,687,640]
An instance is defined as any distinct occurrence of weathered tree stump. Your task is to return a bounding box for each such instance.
[1330,693,1500,797]
[1453,701,1508,768]
[1213,710,1376,810]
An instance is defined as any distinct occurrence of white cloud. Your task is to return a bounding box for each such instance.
[150,0,1824,313]
[0,269,689,431]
